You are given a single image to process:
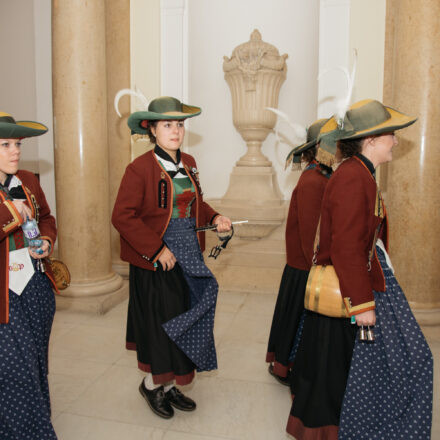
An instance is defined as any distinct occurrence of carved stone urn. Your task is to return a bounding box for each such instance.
[219,30,288,239]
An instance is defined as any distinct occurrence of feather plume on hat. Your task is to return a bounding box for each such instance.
[316,50,358,166]
[266,107,307,170]
[114,87,150,141]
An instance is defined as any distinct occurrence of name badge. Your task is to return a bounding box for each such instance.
[9,248,35,295]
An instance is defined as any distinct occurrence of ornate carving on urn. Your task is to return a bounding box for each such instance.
[218,30,288,239]
[223,29,288,166]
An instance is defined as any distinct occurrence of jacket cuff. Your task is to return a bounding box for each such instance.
[2,200,23,234]
[344,297,376,316]
[210,214,220,225]
[141,243,166,264]
[41,236,54,257]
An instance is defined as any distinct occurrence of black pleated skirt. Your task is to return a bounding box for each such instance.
[126,263,196,386]
[287,311,357,440]
[266,264,308,377]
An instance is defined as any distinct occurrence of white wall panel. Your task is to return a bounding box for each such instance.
[186,0,320,200]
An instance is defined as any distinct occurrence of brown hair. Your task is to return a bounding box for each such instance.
[338,138,364,159]
[301,146,317,164]
[144,120,158,144]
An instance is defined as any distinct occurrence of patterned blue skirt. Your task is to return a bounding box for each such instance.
[339,246,433,439]
[0,264,57,439]
[162,218,219,372]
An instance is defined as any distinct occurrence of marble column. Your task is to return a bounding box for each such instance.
[383,0,440,324]
[52,0,126,313]
[105,0,131,278]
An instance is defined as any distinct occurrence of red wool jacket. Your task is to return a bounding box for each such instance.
[286,163,330,271]
[112,150,219,271]
[317,156,388,315]
[0,170,57,324]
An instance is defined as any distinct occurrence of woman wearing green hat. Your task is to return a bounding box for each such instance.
[266,118,334,384]
[286,100,433,439]
[112,96,231,419]
[0,112,58,438]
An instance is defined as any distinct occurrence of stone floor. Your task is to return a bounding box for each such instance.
[49,289,440,440]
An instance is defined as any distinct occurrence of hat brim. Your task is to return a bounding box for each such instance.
[0,121,48,139]
[341,106,417,140]
[128,104,201,135]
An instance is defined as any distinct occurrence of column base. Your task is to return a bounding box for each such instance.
[55,280,128,315]
[112,259,129,279]
[412,307,440,326]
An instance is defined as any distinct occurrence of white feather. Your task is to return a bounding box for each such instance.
[318,49,358,127]
[114,88,150,117]
[266,107,307,144]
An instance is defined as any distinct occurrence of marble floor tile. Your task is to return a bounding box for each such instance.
[163,430,231,440]
[221,310,272,345]
[216,339,277,385]
[67,364,176,430]
[213,311,236,346]
[82,298,128,328]
[49,323,126,364]
[240,292,277,317]
[169,376,291,440]
[215,291,248,314]
[53,413,166,440]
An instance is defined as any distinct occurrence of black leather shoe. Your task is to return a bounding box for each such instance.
[139,381,174,419]
[165,387,196,411]
[268,364,290,386]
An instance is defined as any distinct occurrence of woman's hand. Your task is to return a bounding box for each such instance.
[355,309,376,326]
[13,200,32,221]
[213,215,232,233]
[28,239,51,259]
[158,247,177,271]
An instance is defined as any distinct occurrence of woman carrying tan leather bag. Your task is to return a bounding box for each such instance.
[287,99,433,439]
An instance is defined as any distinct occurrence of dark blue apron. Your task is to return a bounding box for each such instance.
[339,246,433,439]
[162,217,218,372]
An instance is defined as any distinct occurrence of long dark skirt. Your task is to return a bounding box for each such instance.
[266,264,308,377]
[0,268,57,439]
[339,246,433,439]
[287,311,357,440]
[126,263,196,386]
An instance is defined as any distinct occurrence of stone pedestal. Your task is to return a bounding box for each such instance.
[52,0,127,313]
[221,30,288,239]
[205,199,287,291]
[383,0,440,325]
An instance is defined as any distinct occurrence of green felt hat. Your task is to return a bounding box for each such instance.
[317,99,417,166]
[0,112,48,138]
[127,96,201,135]
[285,118,329,169]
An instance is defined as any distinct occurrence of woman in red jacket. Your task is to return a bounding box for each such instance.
[287,99,433,439]
[112,96,231,419]
[0,112,57,439]
[266,118,331,383]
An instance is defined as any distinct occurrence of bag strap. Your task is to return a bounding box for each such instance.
[312,215,381,271]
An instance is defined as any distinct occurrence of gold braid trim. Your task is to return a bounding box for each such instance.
[132,133,150,142]
[316,147,336,167]
[3,200,22,233]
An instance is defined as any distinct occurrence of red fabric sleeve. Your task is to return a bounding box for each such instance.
[112,163,164,259]
[296,173,326,267]
[328,172,375,314]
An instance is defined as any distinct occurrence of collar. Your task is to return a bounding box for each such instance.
[355,153,375,177]
[154,144,181,165]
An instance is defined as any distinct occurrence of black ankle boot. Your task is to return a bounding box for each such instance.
[165,387,196,411]
[139,381,174,419]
